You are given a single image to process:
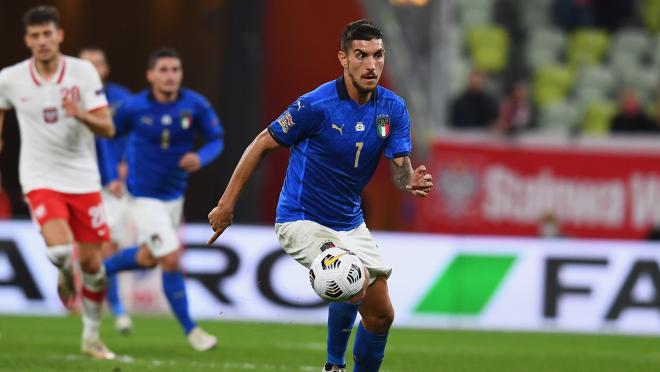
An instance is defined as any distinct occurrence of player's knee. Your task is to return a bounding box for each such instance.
[137,245,158,268]
[159,251,180,272]
[362,308,395,333]
[79,255,102,273]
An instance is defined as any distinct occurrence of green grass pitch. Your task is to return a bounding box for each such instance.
[0,315,659,371]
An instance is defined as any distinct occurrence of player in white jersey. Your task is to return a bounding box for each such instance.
[0,6,116,360]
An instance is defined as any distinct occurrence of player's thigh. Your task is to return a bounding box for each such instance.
[130,197,179,258]
[67,192,111,244]
[165,197,184,230]
[25,189,73,246]
[275,220,346,268]
[343,223,392,284]
[359,276,395,333]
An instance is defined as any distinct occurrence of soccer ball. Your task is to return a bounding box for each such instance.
[309,247,365,302]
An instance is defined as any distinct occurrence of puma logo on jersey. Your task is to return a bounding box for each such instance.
[296,99,304,111]
[331,123,344,135]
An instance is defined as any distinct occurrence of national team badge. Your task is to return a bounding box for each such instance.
[376,115,390,138]
[43,107,58,124]
[181,111,193,130]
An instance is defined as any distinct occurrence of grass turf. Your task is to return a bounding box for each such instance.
[0,315,659,371]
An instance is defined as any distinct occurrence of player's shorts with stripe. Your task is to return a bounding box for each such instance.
[128,195,183,258]
[275,220,391,284]
[25,188,110,243]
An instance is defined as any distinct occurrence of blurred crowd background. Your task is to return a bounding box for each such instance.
[1,0,659,240]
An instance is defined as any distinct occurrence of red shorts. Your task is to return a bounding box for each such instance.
[25,189,111,243]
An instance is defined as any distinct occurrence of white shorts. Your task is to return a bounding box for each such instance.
[128,195,183,258]
[101,189,131,246]
[275,220,391,284]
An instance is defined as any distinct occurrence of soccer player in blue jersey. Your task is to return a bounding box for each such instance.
[79,47,134,334]
[103,48,224,351]
[208,20,433,371]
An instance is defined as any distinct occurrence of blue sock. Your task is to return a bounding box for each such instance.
[162,270,196,334]
[104,246,139,275]
[353,322,388,372]
[327,302,359,366]
[106,273,125,316]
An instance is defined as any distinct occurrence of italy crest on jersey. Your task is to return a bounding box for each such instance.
[181,111,192,130]
[376,115,390,139]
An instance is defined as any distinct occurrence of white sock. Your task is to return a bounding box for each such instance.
[45,244,73,269]
[81,267,106,340]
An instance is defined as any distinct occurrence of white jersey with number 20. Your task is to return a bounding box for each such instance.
[0,56,108,194]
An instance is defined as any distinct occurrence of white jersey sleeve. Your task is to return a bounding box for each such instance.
[0,68,12,110]
[78,60,108,112]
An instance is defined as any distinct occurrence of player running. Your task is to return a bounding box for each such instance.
[0,6,116,359]
[79,46,134,334]
[103,47,223,351]
[208,20,433,372]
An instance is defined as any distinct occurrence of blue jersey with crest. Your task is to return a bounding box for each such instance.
[96,81,131,186]
[268,77,411,231]
[114,88,224,200]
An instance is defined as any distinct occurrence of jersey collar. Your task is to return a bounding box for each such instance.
[335,76,379,103]
[29,55,66,86]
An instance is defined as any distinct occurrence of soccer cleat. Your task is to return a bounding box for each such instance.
[57,266,76,309]
[81,338,116,360]
[187,327,218,351]
[114,314,133,335]
[323,362,346,372]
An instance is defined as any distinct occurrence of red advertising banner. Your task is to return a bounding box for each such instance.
[417,138,660,239]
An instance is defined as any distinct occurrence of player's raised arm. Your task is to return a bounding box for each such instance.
[207,128,282,244]
[389,156,433,197]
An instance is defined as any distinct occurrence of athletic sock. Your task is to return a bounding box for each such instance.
[353,322,388,372]
[45,244,73,269]
[162,270,196,334]
[326,301,359,366]
[81,267,106,340]
[104,246,139,275]
[106,273,125,316]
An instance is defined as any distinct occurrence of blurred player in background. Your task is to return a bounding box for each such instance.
[79,47,134,334]
[103,47,223,351]
[208,20,433,372]
[0,6,116,359]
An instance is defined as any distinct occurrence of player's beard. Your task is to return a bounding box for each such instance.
[348,73,377,96]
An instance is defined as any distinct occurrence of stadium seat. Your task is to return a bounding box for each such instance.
[575,66,616,99]
[568,29,609,68]
[610,29,650,60]
[457,0,494,27]
[619,67,659,104]
[520,0,553,28]
[581,100,617,135]
[525,28,565,68]
[533,64,575,108]
[450,56,470,97]
[538,100,582,135]
[467,25,509,72]
[642,0,660,33]
[652,35,660,69]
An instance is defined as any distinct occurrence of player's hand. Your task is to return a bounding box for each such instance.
[106,180,125,198]
[405,165,433,197]
[179,152,202,173]
[62,96,82,119]
[207,203,233,245]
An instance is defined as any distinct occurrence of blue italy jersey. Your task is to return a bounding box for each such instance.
[114,88,224,200]
[268,77,412,231]
[95,81,131,186]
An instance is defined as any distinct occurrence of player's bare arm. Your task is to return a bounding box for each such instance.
[207,129,281,244]
[389,156,433,197]
[62,97,115,138]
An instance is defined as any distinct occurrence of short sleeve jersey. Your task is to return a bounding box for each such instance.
[0,56,108,193]
[268,77,412,231]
